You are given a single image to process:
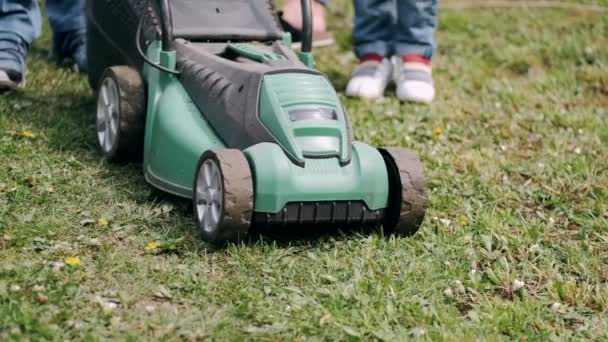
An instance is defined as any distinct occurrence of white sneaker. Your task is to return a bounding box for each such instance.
[345,57,392,99]
[0,69,24,92]
[394,57,435,104]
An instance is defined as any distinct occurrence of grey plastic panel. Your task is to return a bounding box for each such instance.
[171,0,284,41]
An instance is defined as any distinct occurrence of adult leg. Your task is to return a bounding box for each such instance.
[393,0,438,103]
[46,0,87,72]
[45,0,85,33]
[0,0,41,90]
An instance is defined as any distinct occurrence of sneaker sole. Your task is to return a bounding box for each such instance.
[0,75,25,92]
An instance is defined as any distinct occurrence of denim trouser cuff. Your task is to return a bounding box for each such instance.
[354,41,392,59]
[394,43,434,60]
[355,42,435,61]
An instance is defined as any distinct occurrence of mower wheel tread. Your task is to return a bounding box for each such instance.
[97,66,146,162]
[194,150,254,245]
[380,148,427,236]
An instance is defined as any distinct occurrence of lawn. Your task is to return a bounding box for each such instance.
[1,0,607,340]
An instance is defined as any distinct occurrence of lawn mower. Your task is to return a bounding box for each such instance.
[86,0,427,244]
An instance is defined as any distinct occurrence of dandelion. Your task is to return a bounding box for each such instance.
[98,218,108,226]
[432,126,444,138]
[145,242,160,252]
[64,257,82,267]
[459,215,468,226]
[21,130,35,138]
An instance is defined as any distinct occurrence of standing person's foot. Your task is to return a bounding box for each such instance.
[50,29,87,73]
[345,54,392,99]
[279,0,334,48]
[0,35,27,92]
[394,55,435,104]
[0,69,25,92]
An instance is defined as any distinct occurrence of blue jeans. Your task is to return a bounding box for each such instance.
[352,0,438,60]
[0,0,85,73]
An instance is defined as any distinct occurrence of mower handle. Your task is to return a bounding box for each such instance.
[159,0,173,51]
[300,0,313,53]
[156,0,312,53]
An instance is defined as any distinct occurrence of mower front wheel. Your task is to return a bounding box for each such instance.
[95,66,146,162]
[193,150,254,245]
[379,148,427,237]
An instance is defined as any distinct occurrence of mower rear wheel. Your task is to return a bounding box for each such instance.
[193,150,254,245]
[96,66,146,162]
[379,148,427,236]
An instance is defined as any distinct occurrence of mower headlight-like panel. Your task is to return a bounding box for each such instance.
[288,108,338,122]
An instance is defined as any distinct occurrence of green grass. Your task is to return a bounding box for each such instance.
[1,1,607,340]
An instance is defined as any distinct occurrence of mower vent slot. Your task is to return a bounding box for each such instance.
[253,201,385,227]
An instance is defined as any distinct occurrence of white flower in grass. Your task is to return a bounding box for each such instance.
[52,261,65,272]
[513,279,525,291]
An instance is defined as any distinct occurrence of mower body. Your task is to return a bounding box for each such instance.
[141,42,390,219]
[87,0,426,242]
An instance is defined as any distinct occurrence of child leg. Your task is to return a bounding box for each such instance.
[352,0,395,59]
[346,0,394,99]
[393,0,438,103]
[394,0,437,60]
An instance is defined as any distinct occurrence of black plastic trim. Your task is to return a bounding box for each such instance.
[159,0,173,51]
[253,201,385,227]
[300,0,313,53]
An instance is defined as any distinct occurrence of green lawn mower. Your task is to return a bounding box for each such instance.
[87,0,427,244]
